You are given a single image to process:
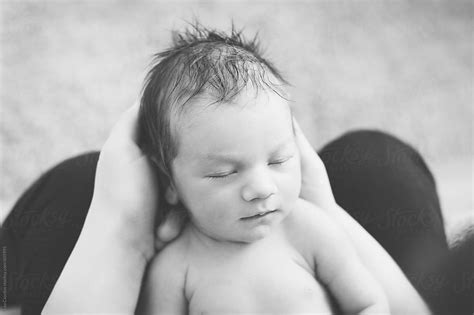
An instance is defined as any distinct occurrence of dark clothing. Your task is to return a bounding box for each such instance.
[1,130,471,314]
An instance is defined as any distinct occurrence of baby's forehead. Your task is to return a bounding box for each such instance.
[176,87,290,121]
[171,89,294,156]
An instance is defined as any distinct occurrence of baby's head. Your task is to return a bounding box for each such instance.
[139,24,301,243]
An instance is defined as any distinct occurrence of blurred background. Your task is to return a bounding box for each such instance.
[1,1,472,240]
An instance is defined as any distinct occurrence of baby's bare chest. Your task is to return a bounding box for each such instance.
[185,243,334,314]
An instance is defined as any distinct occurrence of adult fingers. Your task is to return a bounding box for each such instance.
[293,118,336,209]
[293,118,327,176]
[293,119,322,164]
[106,101,141,147]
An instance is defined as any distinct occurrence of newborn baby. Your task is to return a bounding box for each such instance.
[136,24,388,314]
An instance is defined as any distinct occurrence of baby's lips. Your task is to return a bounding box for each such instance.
[241,209,277,220]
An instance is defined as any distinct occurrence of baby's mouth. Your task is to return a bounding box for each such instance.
[240,210,277,220]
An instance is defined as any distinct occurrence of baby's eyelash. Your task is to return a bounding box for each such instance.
[269,156,293,165]
[206,171,236,180]
[206,156,294,180]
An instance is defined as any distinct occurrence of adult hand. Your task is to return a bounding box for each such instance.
[291,119,431,314]
[43,103,175,314]
[89,102,158,260]
[89,102,181,257]
[292,118,337,210]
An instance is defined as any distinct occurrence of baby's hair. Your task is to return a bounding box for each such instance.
[138,21,290,216]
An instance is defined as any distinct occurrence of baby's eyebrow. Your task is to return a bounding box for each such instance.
[201,137,295,163]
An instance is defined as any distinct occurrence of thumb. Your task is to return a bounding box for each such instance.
[101,102,143,161]
[293,118,336,210]
[108,102,140,145]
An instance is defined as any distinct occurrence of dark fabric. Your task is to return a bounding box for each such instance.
[430,230,474,314]
[1,152,99,314]
[1,130,471,314]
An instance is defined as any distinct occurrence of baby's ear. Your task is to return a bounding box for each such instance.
[165,183,179,205]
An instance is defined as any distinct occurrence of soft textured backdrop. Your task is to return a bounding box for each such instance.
[1,1,472,238]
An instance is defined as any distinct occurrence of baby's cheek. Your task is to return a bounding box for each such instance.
[204,194,234,220]
[279,180,300,210]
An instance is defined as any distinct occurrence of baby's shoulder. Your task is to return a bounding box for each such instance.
[281,199,329,261]
[137,228,190,312]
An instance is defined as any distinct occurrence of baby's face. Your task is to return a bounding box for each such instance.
[170,88,301,244]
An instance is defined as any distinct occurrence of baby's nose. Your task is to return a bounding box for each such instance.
[241,171,277,202]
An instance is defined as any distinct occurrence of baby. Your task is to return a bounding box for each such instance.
[136,24,389,314]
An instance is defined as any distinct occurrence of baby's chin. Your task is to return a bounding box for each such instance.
[222,220,283,245]
[239,224,275,243]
